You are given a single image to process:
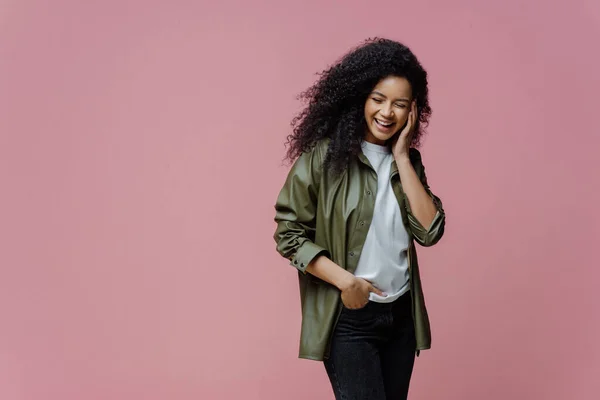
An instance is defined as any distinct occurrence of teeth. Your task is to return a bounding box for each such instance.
[376,119,393,127]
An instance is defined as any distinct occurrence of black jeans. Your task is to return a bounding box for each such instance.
[324,291,416,400]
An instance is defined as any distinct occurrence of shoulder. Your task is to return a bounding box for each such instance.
[291,138,331,177]
[314,138,331,159]
[301,138,330,167]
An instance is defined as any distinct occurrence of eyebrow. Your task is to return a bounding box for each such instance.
[371,91,410,102]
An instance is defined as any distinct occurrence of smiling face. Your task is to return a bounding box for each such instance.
[364,76,413,145]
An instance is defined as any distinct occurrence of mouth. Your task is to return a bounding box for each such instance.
[374,118,395,131]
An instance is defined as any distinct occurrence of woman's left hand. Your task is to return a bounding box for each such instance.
[392,101,417,161]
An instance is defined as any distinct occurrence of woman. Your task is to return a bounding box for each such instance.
[273,38,446,400]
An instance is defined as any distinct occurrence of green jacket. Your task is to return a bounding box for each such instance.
[274,139,446,361]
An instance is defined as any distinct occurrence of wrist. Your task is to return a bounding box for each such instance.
[336,272,356,292]
[394,153,411,165]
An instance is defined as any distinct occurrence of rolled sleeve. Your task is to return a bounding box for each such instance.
[406,149,446,247]
[274,142,329,274]
[290,241,330,273]
[406,195,445,247]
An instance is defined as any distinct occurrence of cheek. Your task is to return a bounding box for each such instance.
[397,110,410,124]
[364,104,376,119]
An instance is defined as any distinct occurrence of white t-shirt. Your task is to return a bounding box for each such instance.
[353,140,410,303]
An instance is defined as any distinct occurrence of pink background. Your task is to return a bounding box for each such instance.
[1,0,599,399]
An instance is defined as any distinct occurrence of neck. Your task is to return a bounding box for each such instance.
[364,133,386,146]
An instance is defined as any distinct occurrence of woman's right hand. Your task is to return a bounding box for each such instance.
[340,276,386,309]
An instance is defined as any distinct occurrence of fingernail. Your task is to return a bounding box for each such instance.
[382,292,388,296]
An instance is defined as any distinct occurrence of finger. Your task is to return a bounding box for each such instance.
[363,279,387,296]
[369,285,387,297]
[344,299,361,310]
[402,123,412,140]
[399,119,411,138]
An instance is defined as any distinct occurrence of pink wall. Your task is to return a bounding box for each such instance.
[1,0,599,399]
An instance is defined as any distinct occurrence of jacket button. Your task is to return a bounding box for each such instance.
[349,251,355,257]
[366,190,372,195]
[359,221,365,226]
[293,260,298,265]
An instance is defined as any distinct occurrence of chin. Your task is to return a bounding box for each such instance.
[372,134,391,143]
[369,126,396,142]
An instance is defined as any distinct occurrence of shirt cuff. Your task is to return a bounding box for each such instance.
[290,241,330,273]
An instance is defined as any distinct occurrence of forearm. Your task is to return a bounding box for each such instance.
[396,156,438,228]
[306,255,354,291]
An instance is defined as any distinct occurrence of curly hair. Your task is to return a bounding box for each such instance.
[285,37,432,174]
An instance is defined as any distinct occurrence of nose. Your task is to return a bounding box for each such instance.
[380,103,393,118]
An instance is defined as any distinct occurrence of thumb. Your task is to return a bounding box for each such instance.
[369,284,387,297]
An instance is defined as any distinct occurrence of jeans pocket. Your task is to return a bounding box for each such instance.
[343,300,371,311]
[336,303,379,334]
[340,302,375,322]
